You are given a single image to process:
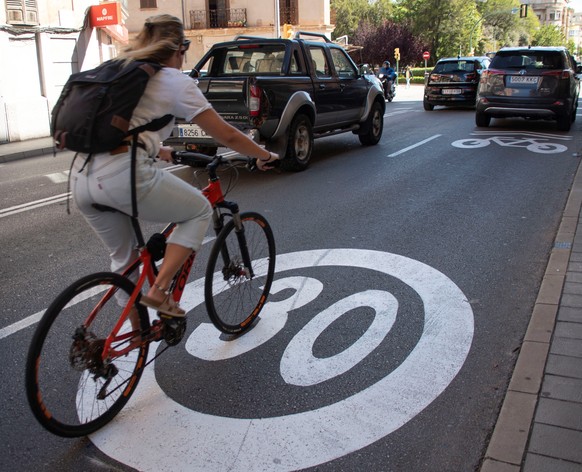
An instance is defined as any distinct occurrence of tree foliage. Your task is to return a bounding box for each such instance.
[331,0,394,40]
[352,20,425,67]
[532,25,567,46]
[394,0,479,62]
[331,0,547,66]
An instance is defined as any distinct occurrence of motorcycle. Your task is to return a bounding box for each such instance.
[377,72,396,102]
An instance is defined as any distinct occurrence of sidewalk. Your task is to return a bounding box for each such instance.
[2,106,582,471]
[481,160,582,471]
[0,136,55,163]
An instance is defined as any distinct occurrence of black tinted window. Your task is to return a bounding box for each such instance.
[434,61,475,73]
[491,51,564,70]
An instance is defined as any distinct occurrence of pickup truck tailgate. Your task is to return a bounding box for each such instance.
[199,78,251,123]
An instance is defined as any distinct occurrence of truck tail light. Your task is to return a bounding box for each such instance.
[249,84,261,117]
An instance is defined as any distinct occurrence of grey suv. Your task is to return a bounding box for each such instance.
[475,46,580,131]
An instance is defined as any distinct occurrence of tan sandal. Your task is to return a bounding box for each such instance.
[140,284,186,318]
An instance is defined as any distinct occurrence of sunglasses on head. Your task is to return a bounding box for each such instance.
[180,39,191,54]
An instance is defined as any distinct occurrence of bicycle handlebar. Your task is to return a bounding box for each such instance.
[171,151,257,173]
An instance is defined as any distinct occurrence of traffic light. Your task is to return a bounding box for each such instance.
[394,47,400,61]
[520,4,528,18]
[282,24,294,39]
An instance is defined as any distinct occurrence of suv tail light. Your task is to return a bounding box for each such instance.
[480,69,502,85]
[249,84,261,117]
[541,69,571,80]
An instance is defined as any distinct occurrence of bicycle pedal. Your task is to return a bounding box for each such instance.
[161,317,187,346]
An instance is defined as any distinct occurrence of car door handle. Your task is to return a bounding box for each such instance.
[319,84,326,89]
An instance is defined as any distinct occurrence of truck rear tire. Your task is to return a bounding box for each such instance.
[359,101,383,146]
[280,114,313,172]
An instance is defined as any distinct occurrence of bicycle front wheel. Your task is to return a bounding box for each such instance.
[205,212,276,334]
[25,272,150,437]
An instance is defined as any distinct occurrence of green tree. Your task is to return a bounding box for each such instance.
[331,0,394,40]
[395,0,479,63]
[472,0,539,53]
[532,25,567,46]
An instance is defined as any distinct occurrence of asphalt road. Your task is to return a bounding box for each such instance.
[1,98,581,471]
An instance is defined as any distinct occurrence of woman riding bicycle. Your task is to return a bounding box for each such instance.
[71,14,279,323]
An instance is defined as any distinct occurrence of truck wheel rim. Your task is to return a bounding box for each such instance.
[295,125,310,159]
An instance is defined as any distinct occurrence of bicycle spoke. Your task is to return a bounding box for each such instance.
[205,212,276,334]
[26,273,150,437]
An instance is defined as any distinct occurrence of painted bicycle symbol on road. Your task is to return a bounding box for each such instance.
[452,131,572,154]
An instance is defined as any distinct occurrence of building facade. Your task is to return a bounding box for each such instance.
[0,0,331,143]
[525,0,575,34]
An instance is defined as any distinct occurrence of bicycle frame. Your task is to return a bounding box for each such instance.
[26,152,275,438]
[96,154,250,361]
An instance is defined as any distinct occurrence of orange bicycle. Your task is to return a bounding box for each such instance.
[25,152,276,437]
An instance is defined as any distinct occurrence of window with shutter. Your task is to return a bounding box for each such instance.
[140,0,157,9]
[6,0,38,25]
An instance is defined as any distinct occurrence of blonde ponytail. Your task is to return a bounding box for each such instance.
[118,14,184,65]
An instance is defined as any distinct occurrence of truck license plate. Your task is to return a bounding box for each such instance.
[177,124,210,138]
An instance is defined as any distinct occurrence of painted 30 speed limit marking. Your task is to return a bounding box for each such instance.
[91,249,474,471]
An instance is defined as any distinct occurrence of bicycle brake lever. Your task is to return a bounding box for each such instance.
[247,158,258,172]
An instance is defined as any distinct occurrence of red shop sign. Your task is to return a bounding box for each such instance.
[90,3,121,27]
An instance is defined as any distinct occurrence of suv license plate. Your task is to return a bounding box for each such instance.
[443,89,462,95]
[177,124,210,139]
[509,76,538,84]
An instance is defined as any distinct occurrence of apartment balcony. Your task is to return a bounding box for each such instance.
[190,8,247,29]
[188,7,298,30]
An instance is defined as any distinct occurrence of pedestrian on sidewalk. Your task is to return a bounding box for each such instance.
[405,66,413,89]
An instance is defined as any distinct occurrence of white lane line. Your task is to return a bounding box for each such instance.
[384,108,413,117]
[388,134,442,157]
[0,193,70,218]
[0,310,45,340]
[46,171,70,183]
[0,235,216,340]
[0,162,204,219]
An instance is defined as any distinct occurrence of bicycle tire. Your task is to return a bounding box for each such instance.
[25,272,150,437]
[205,212,276,334]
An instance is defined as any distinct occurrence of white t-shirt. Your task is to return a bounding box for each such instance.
[130,67,213,157]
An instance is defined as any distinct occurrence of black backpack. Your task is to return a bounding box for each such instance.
[51,59,173,154]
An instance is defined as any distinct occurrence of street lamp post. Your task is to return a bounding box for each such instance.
[274,0,280,38]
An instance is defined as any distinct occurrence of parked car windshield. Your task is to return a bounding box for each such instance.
[490,51,564,70]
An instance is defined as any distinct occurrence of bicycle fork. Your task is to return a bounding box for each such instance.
[213,203,254,280]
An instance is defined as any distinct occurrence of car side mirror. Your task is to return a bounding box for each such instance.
[190,69,200,78]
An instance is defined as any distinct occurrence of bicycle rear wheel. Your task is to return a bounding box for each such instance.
[25,272,150,437]
[205,212,276,334]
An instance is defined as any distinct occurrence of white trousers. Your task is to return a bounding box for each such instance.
[71,149,212,275]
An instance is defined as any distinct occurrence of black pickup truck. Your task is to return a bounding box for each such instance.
[165,32,386,171]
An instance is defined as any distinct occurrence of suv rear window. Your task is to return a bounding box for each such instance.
[490,51,564,70]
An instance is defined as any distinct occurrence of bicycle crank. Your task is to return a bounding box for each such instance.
[160,317,187,346]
